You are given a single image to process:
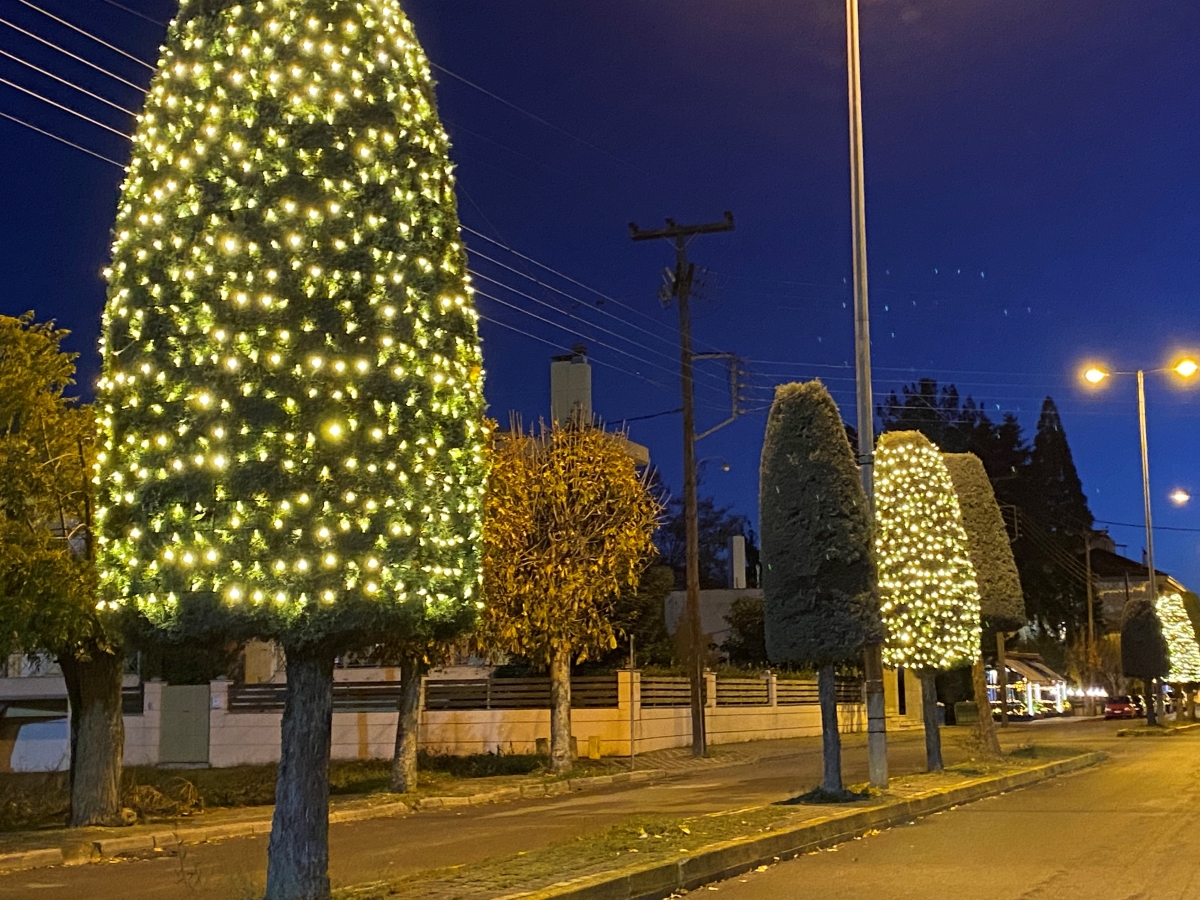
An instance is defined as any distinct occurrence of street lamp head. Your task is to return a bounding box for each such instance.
[1173,358,1199,378]
[1082,366,1109,385]
[1170,488,1190,506]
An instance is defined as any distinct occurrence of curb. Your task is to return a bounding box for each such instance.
[509,752,1106,900]
[1117,721,1200,738]
[0,768,667,875]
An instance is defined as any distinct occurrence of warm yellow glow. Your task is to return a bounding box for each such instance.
[1170,489,1191,506]
[1174,359,1198,378]
[1083,366,1108,385]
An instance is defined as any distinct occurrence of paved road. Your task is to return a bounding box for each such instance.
[709,727,1200,900]
[0,720,1118,899]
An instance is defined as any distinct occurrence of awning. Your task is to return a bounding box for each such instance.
[1006,658,1065,684]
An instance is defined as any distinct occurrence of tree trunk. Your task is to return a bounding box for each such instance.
[1188,686,1196,722]
[996,632,1009,727]
[971,656,1001,758]
[1145,678,1157,727]
[549,646,573,775]
[1155,680,1166,723]
[817,664,843,794]
[59,649,125,827]
[390,657,424,794]
[920,669,943,773]
[265,649,334,900]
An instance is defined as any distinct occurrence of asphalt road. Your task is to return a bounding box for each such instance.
[0,720,1123,899]
[709,726,1200,900]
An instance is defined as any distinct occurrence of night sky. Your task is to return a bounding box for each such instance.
[1,1,1198,586]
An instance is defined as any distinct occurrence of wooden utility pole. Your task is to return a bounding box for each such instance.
[630,212,734,758]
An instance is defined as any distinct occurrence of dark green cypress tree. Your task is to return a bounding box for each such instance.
[944,452,1025,755]
[1121,597,1168,725]
[760,381,880,795]
[1028,398,1093,532]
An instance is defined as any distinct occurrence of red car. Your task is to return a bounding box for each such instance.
[1104,695,1142,719]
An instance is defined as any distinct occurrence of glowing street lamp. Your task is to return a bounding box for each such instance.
[1170,489,1191,506]
[1083,367,1108,385]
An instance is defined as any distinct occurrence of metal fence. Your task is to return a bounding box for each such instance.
[424,675,618,710]
[227,675,621,714]
[223,673,860,713]
[715,677,770,707]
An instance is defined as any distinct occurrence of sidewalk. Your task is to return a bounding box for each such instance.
[348,749,1107,900]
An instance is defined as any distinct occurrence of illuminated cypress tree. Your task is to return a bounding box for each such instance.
[875,432,981,771]
[95,2,485,897]
[1157,592,1200,684]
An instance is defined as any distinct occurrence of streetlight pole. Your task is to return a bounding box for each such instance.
[1135,369,1162,720]
[845,0,888,790]
[1083,358,1199,720]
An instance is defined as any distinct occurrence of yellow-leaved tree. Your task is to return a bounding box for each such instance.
[482,420,661,773]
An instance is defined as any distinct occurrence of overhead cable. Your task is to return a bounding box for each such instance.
[0,47,137,115]
[15,0,157,71]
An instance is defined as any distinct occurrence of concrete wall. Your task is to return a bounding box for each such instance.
[3,670,923,771]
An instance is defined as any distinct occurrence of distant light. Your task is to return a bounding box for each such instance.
[1170,489,1190,506]
[1083,367,1108,385]
[1174,359,1199,378]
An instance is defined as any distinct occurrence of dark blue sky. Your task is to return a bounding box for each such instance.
[1,1,1198,586]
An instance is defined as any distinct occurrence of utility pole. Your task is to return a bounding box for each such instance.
[630,212,734,758]
[845,0,888,789]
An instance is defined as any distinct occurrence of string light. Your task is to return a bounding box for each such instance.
[1156,592,1200,683]
[875,431,982,671]
[95,0,487,624]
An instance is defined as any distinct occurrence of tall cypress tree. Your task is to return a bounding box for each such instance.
[944,453,1024,755]
[1019,398,1093,634]
[760,382,880,796]
[95,3,486,897]
[1028,398,1093,532]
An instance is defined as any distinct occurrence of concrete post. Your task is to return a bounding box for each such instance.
[767,673,777,707]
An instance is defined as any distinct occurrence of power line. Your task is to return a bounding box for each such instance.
[461,225,725,354]
[1097,519,1200,535]
[430,61,646,175]
[15,0,157,71]
[0,16,146,91]
[0,108,123,165]
[96,0,168,26]
[474,309,672,394]
[470,271,731,402]
[0,47,137,115]
[468,247,731,393]
[0,75,130,137]
[473,287,700,396]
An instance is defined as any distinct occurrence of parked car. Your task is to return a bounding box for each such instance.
[1104,695,1141,719]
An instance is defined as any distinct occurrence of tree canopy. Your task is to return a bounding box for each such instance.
[93,0,488,654]
[1121,596,1168,682]
[875,431,981,671]
[1156,592,1200,683]
[480,421,661,666]
[0,313,114,661]
[943,453,1025,632]
[759,381,881,668]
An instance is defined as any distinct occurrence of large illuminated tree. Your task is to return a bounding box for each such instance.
[875,432,981,771]
[1156,591,1200,700]
[95,2,486,897]
[759,381,880,797]
[944,452,1024,756]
